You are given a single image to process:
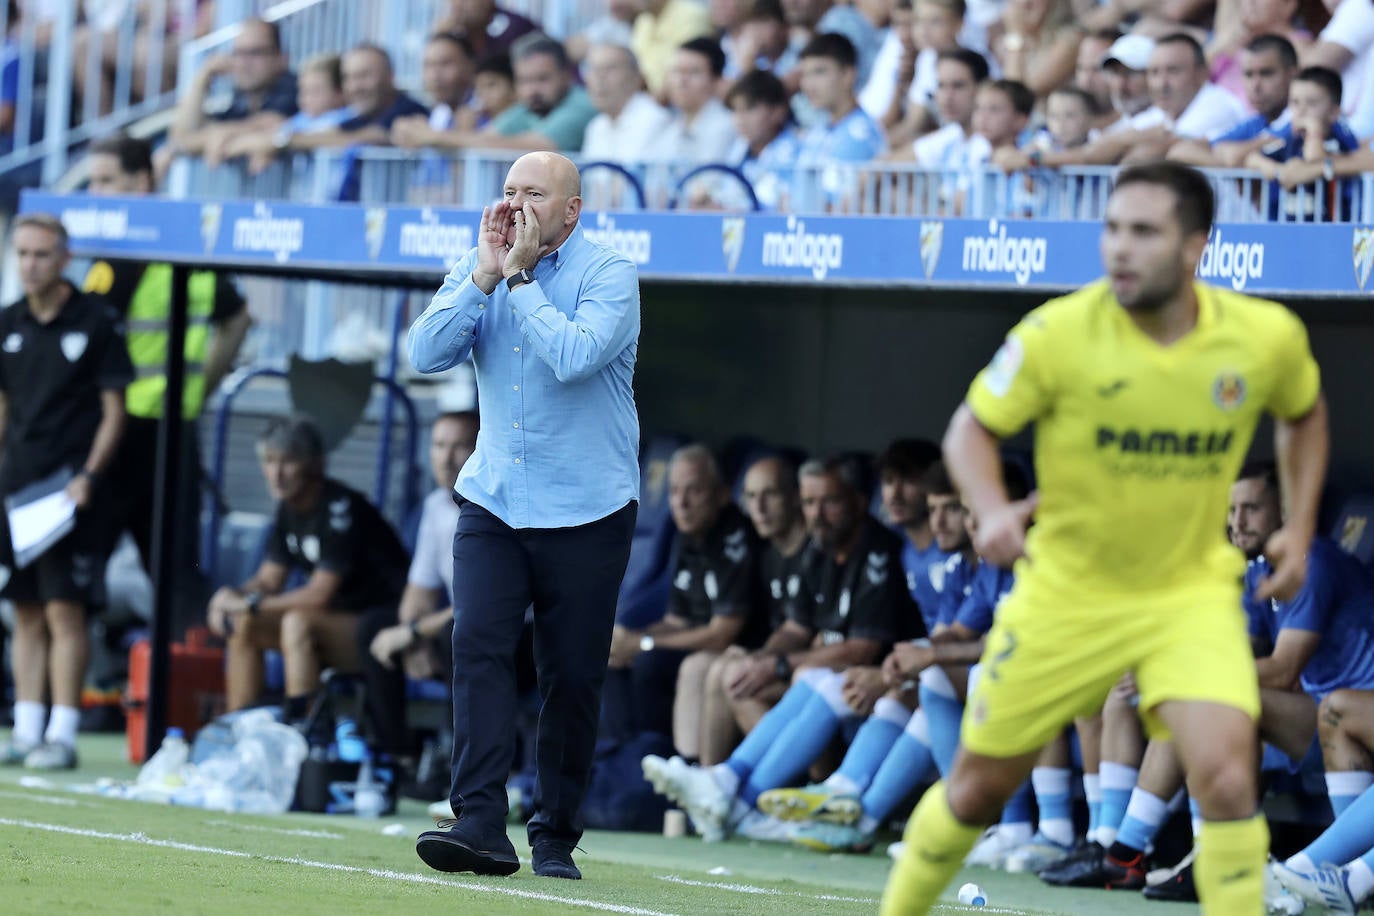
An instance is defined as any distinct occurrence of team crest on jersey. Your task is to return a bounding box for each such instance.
[984,336,1023,398]
[674,569,692,591]
[866,552,889,585]
[838,588,852,619]
[919,221,943,279]
[60,332,88,362]
[1212,372,1246,412]
[704,571,719,600]
[2,333,21,353]
[302,535,321,564]
[723,528,748,564]
[1354,227,1374,291]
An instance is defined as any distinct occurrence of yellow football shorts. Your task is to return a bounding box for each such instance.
[962,581,1260,758]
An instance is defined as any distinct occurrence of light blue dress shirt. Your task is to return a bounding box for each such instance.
[407,226,641,529]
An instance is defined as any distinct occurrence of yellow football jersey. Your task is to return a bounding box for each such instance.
[967,279,1321,600]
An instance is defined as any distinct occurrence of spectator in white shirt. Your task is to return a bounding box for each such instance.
[1301,0,1374,138]
[581,43,673,162]
[892,46,986,164]
[1121,32,1249,160]
[657,37,740,162]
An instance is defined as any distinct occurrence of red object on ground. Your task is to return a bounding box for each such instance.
[125,627,226,763]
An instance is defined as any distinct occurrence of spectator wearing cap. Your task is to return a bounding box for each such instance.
[1118,32,1249,160]
[205,415,411,723]
[1169,34,1299,167]
[655,38,740,162]
[633,0,715,100]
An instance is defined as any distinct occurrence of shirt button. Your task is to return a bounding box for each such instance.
[514,458,521,464]
[513,422,519,428]
[459,330,466,336]
[512,385,519,391]
[513,346,520,353]
[478,303,485,310]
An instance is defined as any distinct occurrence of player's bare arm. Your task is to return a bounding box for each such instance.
[1258,394,1329,602]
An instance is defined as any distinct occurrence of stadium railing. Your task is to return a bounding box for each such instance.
[166,147,1374,225]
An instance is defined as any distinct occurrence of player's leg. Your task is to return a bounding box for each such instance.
[671,649,720,760]
[1099,675,1146,847]
[33,598,88,767]
[881,745,1044,915]
[4,596,49,761]
[723,652,783,735]
[1076,713,1104,844]
[1105,738,1186,887]
[1259,686,1318,764]
[224,609,279,712]
[278,608,362,715]
[696,646,746,765]
[1318,688,1374,815]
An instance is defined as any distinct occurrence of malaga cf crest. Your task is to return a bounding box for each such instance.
[1354,227,1374,291]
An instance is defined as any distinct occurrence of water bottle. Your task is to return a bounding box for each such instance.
[137,727,190,788]
[353,752,385,819]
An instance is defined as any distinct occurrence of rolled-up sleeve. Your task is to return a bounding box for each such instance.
[407,251,489,373]
[508,254,639,383]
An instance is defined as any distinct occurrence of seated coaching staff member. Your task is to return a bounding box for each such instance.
[0,214,134,771]
[409,151,640,881]
[205,415,410,721]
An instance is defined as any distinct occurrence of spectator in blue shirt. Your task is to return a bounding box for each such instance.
[1168,34,1298,168]
[225,53,355,175]
[717,69,802,210]
[280,44,429,153]
[410,152,639,881]
[1245,65,1361,221]
[796,33,886,210]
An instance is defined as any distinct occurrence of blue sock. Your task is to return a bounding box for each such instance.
[1188,796,1203,840]
[862,731,938,824]
[1115,789,1168,853]
[834,698,908,793]
[1098,762,1138,845]
[1304,784,1374,867]
[1002,779,1034,827]
[1326,772,1374,818]
[918,684,964,777]
[726,678,818,783]
[740,693,844,805]
[1031,766,1075,846]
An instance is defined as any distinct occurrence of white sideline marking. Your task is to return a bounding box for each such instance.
[657,874,878,904]
[0,818,678,916]
[0,789,81,807]
[203,819,345,840]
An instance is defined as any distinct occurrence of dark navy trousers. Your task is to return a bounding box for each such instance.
[448,498,636,847]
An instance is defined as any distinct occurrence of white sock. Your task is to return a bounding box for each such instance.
[1286,852,1316,873]
[1083,772,1102,804]
[13,700,45,746]
[44,705,80,747]
[1347,859,1374,902]
[710,763,740,797]
[823,772,861,796]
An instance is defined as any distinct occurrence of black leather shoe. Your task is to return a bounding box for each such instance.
[1143,863,1197,902]
[416,819,520,876]
[532,841,582,880]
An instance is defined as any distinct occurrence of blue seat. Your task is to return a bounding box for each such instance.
[615,434,686,629]
[1331,494,1374,568]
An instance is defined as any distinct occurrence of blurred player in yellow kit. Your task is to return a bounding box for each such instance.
[882,161,1330,916]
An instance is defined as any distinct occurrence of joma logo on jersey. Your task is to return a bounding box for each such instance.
[1096,427,1235,455]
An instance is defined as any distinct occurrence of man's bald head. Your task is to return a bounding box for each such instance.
[503,152,584,254]
[511,151,581,198]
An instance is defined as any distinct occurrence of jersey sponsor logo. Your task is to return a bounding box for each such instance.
[674,569,693,591]
[1212,372,1247,412]
[1196,228,1263,291]
[301,535,321,564]
[961,219,1047,286]
[60,332,88,362]
[2,333,21,353]
[761,216,844,280]
[1096,426,1234,455]
[1353,227,1373,291]
[770,577,784,599]
[721,216,745,274]
[704,570,720,600]
[583,212,651,265]
[919,221,943,280]
[232,203,305,264]
[983,335,1023,398]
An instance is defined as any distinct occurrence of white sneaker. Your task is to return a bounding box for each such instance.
[641,755,731,840]
[23,742,77,771]
[735,810,802,844]
[1273,859,1357,915]
[887,840,907,861]
[1263,860,1307,916]
[1002,832,1075,874]
[965,826,1023,869]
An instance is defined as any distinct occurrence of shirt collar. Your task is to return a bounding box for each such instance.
[541,224,586,270]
